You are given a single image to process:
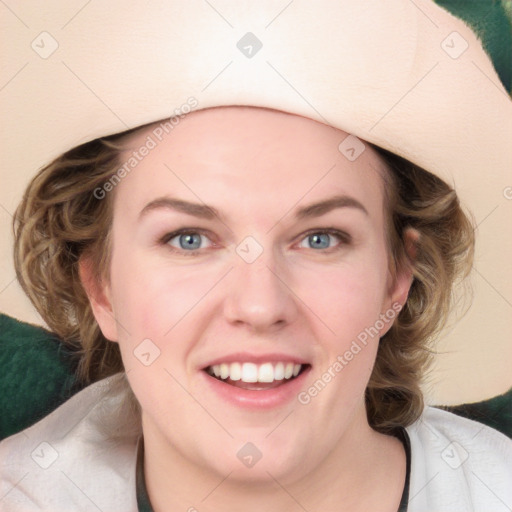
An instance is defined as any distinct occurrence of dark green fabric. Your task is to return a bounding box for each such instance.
[0,313,82,439]
[441,387,512,438]
[396,428,412,512]
[136,437,154,512]
[435,0,512,93]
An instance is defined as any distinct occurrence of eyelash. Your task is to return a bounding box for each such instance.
[159,227,352,257]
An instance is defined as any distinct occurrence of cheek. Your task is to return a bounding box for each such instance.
[296,251,390,342]
[295,256,390,411]
[108,250,220,345]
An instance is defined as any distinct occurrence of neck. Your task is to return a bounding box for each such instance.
[143,406,406,512]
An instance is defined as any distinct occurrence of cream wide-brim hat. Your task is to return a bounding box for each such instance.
[1,0,511,405]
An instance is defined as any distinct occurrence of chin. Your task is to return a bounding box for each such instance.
[196,432,310,485]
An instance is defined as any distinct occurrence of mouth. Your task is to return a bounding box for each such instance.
[204,362,310,391]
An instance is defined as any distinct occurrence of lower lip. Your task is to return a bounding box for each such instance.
[200,367,311,410]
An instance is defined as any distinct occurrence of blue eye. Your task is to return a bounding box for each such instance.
[165,231,212,252]
[298,230,348,250]
[177,233,202,249]
[307,233,330,249]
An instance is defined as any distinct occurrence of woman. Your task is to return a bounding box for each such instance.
[1,1,511,511]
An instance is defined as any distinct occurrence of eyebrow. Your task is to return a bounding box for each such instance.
[295,194,368,219]
[139,194,368,221]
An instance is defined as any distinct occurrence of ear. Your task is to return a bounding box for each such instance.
[380,227,419,336]
[78,255,119,342]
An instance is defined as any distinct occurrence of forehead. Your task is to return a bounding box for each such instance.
[115,106,388,222]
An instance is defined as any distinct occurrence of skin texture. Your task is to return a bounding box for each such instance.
[81,106,414,511]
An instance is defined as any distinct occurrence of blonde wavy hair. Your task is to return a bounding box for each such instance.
[13,126,475,434]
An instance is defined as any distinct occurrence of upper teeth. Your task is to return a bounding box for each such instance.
[208,362,303,383]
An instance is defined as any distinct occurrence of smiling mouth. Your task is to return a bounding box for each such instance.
[204,362,310,390]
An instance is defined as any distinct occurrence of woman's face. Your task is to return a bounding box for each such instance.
[88,106,411,483]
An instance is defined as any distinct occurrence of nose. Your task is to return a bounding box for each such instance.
[222,248,299,333]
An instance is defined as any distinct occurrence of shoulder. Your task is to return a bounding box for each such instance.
[405,405,512,512]
[0,373,140,512]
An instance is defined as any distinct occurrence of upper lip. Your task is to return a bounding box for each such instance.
[201,352,311,370]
